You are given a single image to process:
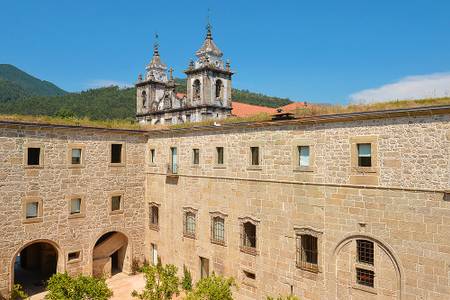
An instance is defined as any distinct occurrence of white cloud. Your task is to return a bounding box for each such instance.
[349,73,450,104]
[86,79,132,89]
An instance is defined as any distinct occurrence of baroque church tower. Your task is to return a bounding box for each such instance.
[135,25,233,125]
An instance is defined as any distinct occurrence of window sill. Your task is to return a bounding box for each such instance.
[353,166,377,174]
[149,224,160,231]
[183,233,196,240]
[148,163,157,167]
[67,258,82,264]
[110,210,124,215]
[166,173,179,178]
[23,217,43,224]
[247,166,262,171]
[109,163,126,168]
[24,165,44,169]
[68,213,86,219]
[240,246,258,256]
[213,165,226,169]
[191,165,201,169]
[296,263,319,273]
[293,166,314,173]
[352,284,377,295]
[211,239,226,247]
[68,164,85,169]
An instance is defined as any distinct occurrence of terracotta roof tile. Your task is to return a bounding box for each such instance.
[231,102,277,117]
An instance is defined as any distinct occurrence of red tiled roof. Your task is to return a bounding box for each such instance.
[279,102,307,112]
[231,102,277,117]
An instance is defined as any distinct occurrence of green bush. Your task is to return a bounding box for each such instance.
[10,284,28,300]
[186,273,236,300]
[131,263,179,300]
[181,265,193,291]
[45,272,112,300]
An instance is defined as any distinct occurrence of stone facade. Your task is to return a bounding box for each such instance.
[136,26,233,125]
[0,106,449,300]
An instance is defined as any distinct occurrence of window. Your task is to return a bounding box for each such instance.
[184,211,196,238]
[357,240,374,265]
[298,146,310,167]
[211,216,225,244]
[26,202,39,219]
[27,148,41,165]
[296,234,318,270]
[150,149,156,164]
[200,257,209,279]
[111,144,122,164]
[142,90,147,108]
[241,222,257,253]
[216,147,224,165]
[70,198,81,215]
[357,143,372,167]
[243,270,256,280]
[151,243,158,265]
[193,149,200,165]
[250,147,259,166]
[193,79,201,100]
[169,147,177,174]
[215,79,223,99]
[150,204,159,230]
[356,268,375,287]
[71,148,82,165]
[68,251,81,261]
[111,195,122,211]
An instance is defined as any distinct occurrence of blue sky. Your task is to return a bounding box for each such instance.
[1,0,449,104]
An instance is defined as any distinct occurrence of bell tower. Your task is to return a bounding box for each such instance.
[185,23,233,116]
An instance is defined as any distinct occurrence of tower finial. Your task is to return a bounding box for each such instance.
[206,9,212,40]
[153,32,159,56]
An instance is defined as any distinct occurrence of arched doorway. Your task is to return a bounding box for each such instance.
[12,241,59,296]
[92,231,129,278]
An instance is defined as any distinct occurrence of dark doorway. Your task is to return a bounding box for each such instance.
[13,242,58,296]
[92,231,128,278]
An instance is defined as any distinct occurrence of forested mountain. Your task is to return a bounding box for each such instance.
[0,65,293,120]
[0,64,67,98]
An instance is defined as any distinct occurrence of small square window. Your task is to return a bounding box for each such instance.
[111,196,122,211]
[70,198,81,214]
[357,240,374,265]
[26,202,39,218]
[250,147,259,166]
[356,268,374,287]
[68,251,81,261]
[243,270,256,280]
[150,149,156,164]
[71,148,82,165]
[357,143,372,167]
[193,149,200,165]
[111,144,122,164]
[216,147,224,165]
[27,148,41,165]
[298,146,310,167]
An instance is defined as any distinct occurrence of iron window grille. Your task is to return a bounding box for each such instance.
[241,222,257,255]
[357,240,374,265]
[356,268,375,287]
[183,212,196,238]
[150,205,159,230]
[211,216,225,244]
[296,234,318,271]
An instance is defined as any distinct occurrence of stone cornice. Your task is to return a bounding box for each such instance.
[184,66,234,76]
[136,104,232,117]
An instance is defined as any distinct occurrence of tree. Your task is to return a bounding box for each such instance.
[181,265,193,291]
[45,272,112,300]
[186,274,236,300]
[131,263,179,300]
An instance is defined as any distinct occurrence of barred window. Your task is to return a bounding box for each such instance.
[356,268,374,287]
[150,205,159,230]
[211,216,225,244]
[357,240,374,265]
[296,234,318,270]
[242,222,256,249]
[184,212,196,238]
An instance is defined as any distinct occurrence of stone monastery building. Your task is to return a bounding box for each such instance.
[0,28,450,300]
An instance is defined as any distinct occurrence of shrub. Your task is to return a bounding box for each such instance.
[186,273,236,300]
[10,284,28,300]
[45,272,112,300]
[131,264,179,300]
[181,265,192,291]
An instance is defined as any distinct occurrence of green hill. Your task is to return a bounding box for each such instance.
[0,64,66,99]
[0,64,293,120]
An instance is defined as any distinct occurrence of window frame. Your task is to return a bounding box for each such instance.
[109,142,126,167]
[192,148,200,166]
[109,192,124,215]
[239,216,260,256]
[22,197,43,224]
[292,139,315,172]
[183,207,198,239]
[214,146,226,169]
[350,136,378,173]
[149,202,160,231]
[294,226,322,273]
[247,144,263,170]
[68,144,86,168]
[67,250,82,264]
[210,211,228,246]
[67,194,86,219]
[24,144,44,169]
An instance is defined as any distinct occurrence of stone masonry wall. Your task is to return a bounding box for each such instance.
[145,113,450,300]
[0,125,147,296]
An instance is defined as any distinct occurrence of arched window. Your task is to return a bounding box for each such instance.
[193,79,201,100]
[215,79,223,99]
[142,91,147,108]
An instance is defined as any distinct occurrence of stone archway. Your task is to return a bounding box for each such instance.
[10,240,62,297]
[92,231,131,278]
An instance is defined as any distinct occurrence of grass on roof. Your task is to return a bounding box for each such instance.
[0,97,448,130]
